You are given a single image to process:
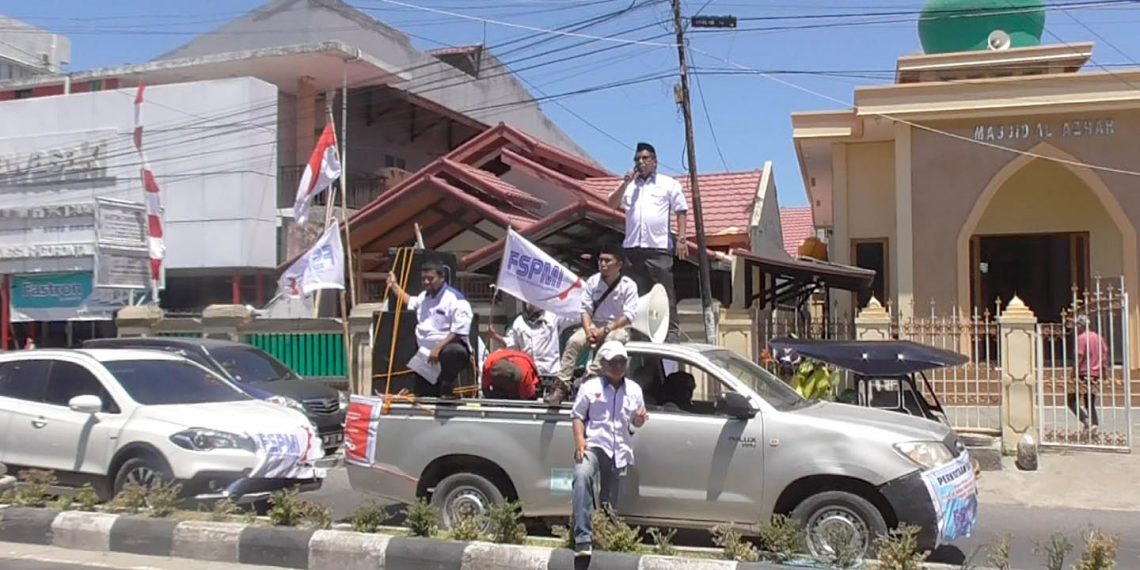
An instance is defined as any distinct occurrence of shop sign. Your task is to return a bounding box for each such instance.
[10,272,92,310]
[972,118,1116,142]
[0,140,110,187]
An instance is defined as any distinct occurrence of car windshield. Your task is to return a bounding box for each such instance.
[704,349,807,411]
[105,359,251,405]
[210,347,297,383]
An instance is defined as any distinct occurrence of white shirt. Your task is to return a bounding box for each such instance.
[504,311,571,377]
[406,285,473,352]
[621,172,688,250]
[571,375,645,469]
[580,273,638,326]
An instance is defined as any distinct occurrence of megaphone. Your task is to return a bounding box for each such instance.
[633,284,670,343]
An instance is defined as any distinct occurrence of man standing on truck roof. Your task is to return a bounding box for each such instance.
[570,340,648,558]
[608,141,687,343]
[546,242,639,406]
[386,261,473,400]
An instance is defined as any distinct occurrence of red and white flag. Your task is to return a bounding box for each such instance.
[292,123,342,225]
[134,84,165,302]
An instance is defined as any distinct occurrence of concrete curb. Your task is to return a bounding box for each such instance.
[0,507,1000,570]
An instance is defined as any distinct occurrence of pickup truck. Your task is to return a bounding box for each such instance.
[345,342,977,558]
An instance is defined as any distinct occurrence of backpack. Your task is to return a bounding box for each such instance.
[481,349,540,400]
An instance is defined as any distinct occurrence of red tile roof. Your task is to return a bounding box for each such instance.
[779,207,815,257]
[442,159,546,209]
[581,171,762,238]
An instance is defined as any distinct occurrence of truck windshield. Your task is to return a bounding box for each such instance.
[704,349,806,411]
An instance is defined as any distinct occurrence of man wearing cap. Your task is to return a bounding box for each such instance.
[608,142,688,342]
[570,340,648,557]
[386,261,472,399]
[546,243,639,406]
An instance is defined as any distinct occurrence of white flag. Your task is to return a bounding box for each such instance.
[278,222,345,298]
[496,228,583,319]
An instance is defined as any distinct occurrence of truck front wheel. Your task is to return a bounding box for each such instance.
[431,472,505,531]
[791,491,888,559]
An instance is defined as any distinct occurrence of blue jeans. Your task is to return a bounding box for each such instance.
[572,448,622,547]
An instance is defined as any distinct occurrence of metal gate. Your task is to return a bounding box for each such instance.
[1037,277,1134,451]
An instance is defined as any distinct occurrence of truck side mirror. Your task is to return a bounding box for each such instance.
[715,392,756,419]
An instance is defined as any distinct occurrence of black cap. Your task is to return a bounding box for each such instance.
[599,242,624,258]
[635,142,656,156]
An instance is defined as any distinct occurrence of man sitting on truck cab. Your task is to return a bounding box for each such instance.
[547,243,639,406]
[385,262,473,399]
[571,341,648,557]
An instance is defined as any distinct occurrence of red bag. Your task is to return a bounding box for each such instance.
[481,349,540,400]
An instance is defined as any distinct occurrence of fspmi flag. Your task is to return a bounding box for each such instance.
[496,228,583,319]
[278,222,345,298]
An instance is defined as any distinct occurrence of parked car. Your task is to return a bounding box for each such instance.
[345,341,978,558]
[83,337,346,453]
[0,349,336,502]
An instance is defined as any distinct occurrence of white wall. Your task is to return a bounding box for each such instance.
[0,77,279,270]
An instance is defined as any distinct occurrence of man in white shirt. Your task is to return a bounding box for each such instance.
[608,142,688,341]
[546,244,639,406]
[487,302,571,390]
[570,341,648,557]
[385,262,473,399]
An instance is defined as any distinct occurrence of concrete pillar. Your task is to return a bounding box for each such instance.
[718,308,754,361]
[115,305,165,337]
[854,297,892,341]
[349,303,383,396]
[295,76,319,166]
[998,295,1038,455]
[893,123,914,320]
[201,304,253,342]
[830,144,853,321]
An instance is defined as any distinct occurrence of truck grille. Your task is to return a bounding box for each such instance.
[302,398,339,415]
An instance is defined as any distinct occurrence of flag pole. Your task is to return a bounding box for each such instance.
[336,70,357,395]
[313,92,338,319]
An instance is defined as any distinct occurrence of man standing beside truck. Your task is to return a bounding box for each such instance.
[570,341,648,557]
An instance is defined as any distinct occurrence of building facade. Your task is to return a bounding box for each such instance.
[793,4,1140,356]
[0,15,70,81]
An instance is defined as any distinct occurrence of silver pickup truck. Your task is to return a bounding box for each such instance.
[345,342,978,557]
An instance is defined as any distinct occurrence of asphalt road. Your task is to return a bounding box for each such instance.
[311,467,1140,569]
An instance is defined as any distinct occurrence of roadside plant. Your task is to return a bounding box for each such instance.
[107,482,148,514]
[48,494,73,511]
[591,505,641,553]
[3,469,58,507]
[350,501,392,534]
[1034,533,1073,570]
[403,498,440,538]
[486,501,527,545]
[1074,528,1119,570]
[647,527,677,556]
[73,484,100,512]
[987,535,1012,570]
[757,513,806,562]
[874,524,928,570]
[144,480,183,517]
[818,523,862,569]
[550,524,574,549]
[266,488,329,529]
[210,499,241,522]
[446,511,487,542]
[711,523,760,563]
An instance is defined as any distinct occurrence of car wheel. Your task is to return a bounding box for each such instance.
[791,491,888,560]
[113,455,174,497]
[431,472,506,532]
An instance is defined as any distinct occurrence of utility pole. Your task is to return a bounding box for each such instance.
[671,0,717,344]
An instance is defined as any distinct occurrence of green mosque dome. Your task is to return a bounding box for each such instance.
[919,0,1046,54]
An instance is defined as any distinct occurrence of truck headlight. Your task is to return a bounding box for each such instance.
[893,441,955,470]
[267,395,306,414]
[171,428,256,452]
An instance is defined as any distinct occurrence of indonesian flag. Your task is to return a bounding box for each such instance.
[292,123,342,225]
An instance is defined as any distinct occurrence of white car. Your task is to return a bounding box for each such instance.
[0,348,336,503]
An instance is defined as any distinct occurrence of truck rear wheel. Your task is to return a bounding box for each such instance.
[431,472,505,531]
[791,491,888,559]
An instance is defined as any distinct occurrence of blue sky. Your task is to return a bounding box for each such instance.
[3,0,1140,207]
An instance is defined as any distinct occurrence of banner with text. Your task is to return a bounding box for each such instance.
[9,271,133,322]
[495,229,583,320]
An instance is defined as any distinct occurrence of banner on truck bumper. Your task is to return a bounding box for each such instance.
[922,452,978,542]
[344,398,383,466]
